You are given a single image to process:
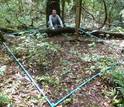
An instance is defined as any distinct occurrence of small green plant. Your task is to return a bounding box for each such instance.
[95,57,116,72]
[112,70,124,96]
[104,67,124,107]
[36,75,60,86]
[88,42,96,48]
[0,93,11,106]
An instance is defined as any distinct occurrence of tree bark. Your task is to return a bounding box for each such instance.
[91,30,124,39]
[75,0,82,33]
[61,0,65,24]
[80,28,124,39]
[98,0,107,29]
[0,27,17,33]
[1,26,124,39]
[39,27,75,35]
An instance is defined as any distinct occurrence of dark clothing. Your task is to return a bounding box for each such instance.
[51,16,60,26]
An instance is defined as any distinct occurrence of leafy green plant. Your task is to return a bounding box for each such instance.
[112,70,124,96]
[0,93,11,106]
[95,57,116,73]
[36,75,60,86]
[103,67,124,107]
[95,57,124,107]
[88,42,96,48]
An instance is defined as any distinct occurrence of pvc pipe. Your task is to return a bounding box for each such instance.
[3,42,53,107]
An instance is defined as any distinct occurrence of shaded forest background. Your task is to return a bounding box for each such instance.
[0,0,124,30]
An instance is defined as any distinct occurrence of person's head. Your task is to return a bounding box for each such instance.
[52,9,57,16]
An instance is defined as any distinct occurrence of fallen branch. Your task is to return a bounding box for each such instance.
[39,27,76,35]
[0,27,17,33]
[1,26,124,39]
[91,30,124,39]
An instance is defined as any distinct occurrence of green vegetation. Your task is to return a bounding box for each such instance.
[111,70,124,107]
[0,0,124,29]
[0,92,11,106]
[11,36,61,72]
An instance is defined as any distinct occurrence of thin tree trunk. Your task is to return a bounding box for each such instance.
[107,0,116,28]
[98,0,107,29]
[61,0,65,25]
[75,0,82,34]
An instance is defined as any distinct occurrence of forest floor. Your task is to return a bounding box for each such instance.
[0,33,124,107]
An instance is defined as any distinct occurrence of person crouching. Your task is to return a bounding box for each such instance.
[48,10,64,29]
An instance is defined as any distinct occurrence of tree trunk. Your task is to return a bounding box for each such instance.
[91,30,124,39]
[75,0,82,34]
[46,0,60,27]
[98,0,107,29]
[80,28,124,39]
[1,26,124,39]
[61,0,65,24]
[39,27,75,35]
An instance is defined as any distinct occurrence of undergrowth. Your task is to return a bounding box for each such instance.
[0,92,11,107]
[11,35,61,72]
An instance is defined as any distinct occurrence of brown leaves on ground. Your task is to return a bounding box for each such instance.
[1,36,123,107]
